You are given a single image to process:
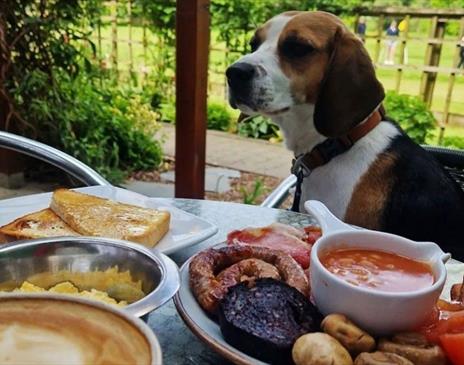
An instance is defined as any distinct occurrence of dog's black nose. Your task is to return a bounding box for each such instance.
[226,62,256,89]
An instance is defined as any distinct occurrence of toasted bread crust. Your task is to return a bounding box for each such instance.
[50,189,170,247]
[0,208,79,241]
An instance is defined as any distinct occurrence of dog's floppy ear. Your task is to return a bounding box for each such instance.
[314,27,384,137]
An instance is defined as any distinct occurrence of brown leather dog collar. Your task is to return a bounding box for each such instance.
[290,110,382,212]
[292,109,382,174]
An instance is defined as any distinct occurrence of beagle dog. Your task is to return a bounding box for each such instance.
[226,11,464,258]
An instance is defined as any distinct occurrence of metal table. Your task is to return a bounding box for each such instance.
[147,199,317,365]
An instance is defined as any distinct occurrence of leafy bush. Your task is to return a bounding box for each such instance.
[384,91,436,144]
[2,0,163,184]
[153,99,233,131]
[23,73,164,183]
[442,136,464,150]
[158,100,176,124]
[66,79,162,183]
[237,115,280,140]
[208,102,232,131]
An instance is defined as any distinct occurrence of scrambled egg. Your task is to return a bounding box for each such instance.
[12,281,128,307]
[1,267,145,308]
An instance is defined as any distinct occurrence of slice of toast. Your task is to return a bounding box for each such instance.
[0,208,79,242]
[50,189,170,247]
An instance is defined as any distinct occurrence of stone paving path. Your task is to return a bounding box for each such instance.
[161,123,293,179]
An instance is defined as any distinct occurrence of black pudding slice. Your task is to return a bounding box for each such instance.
[218,278,322,364]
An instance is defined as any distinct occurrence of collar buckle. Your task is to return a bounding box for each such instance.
[291,155,312,178]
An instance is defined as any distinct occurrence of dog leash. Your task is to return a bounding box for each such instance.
[290,110,382,212]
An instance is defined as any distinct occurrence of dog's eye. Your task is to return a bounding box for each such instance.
[249,37,260,52]
[281,38,314,58]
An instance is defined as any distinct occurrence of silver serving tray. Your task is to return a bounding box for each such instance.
[0,236,180,318]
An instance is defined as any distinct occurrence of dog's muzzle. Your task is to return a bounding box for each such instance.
[226,62,256,109]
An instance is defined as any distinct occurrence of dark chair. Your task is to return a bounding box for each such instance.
[423,145,464,192]
[261,145,464,209]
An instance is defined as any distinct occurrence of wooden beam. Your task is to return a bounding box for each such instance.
[175,0,210,198]
[360,7,464,19]
[420,17,446,108]
[438,16,464,144]
[110,0,118,75]
[395,15,409,92]
[373,14,384,64]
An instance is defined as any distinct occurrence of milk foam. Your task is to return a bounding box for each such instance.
[0,324,84,365]
[0,297,152,365]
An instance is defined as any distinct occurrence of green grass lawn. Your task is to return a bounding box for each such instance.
[363,37,464,116]
[90,24,464,140]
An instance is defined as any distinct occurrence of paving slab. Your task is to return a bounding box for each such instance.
[161,166,240,193]
[123,181,175,198]
[160,123,292,179]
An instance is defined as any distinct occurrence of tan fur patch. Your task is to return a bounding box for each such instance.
[344,152,397,230]
[254,24,269,45]
[277,12,345,103]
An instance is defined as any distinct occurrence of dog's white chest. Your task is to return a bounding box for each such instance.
[298,122,399,218]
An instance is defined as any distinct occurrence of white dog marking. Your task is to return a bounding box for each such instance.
[271,104,324,155]
[300,121,400,218]
[235,14,296,115]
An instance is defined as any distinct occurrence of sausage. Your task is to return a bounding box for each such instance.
[217,258,281,287]
[189,245,310,313]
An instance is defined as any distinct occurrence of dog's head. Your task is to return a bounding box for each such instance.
[226,11,384,137]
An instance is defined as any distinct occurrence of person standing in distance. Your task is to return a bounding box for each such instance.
[385,20,399,65]
[356,17,367,43]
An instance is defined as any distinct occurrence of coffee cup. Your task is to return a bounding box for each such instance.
[0,294,162,365]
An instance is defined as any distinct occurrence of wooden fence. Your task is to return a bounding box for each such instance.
[92,3,464,140]
[357,7,464,141]
[95,0,151,82]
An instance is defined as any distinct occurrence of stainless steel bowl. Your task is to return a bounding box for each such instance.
[0,236,180,318]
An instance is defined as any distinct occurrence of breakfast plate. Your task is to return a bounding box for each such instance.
[0,185,218,255]
[175,252,464,365]
[174,202,464,365]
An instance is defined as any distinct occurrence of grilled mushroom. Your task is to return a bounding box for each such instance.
[321,313,375,355]
[292,332,353,365]
[391,332,430,347]
[378,333,446,365]
[450,277,464,302]
[354,351,414,365]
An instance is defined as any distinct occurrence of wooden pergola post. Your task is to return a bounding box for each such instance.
[175,0,210,198]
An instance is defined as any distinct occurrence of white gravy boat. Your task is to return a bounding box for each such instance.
[305,200,451,335]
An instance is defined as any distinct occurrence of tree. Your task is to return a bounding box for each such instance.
[0,0,163,183]
[0,0,102,139]
[211,0,375,54]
